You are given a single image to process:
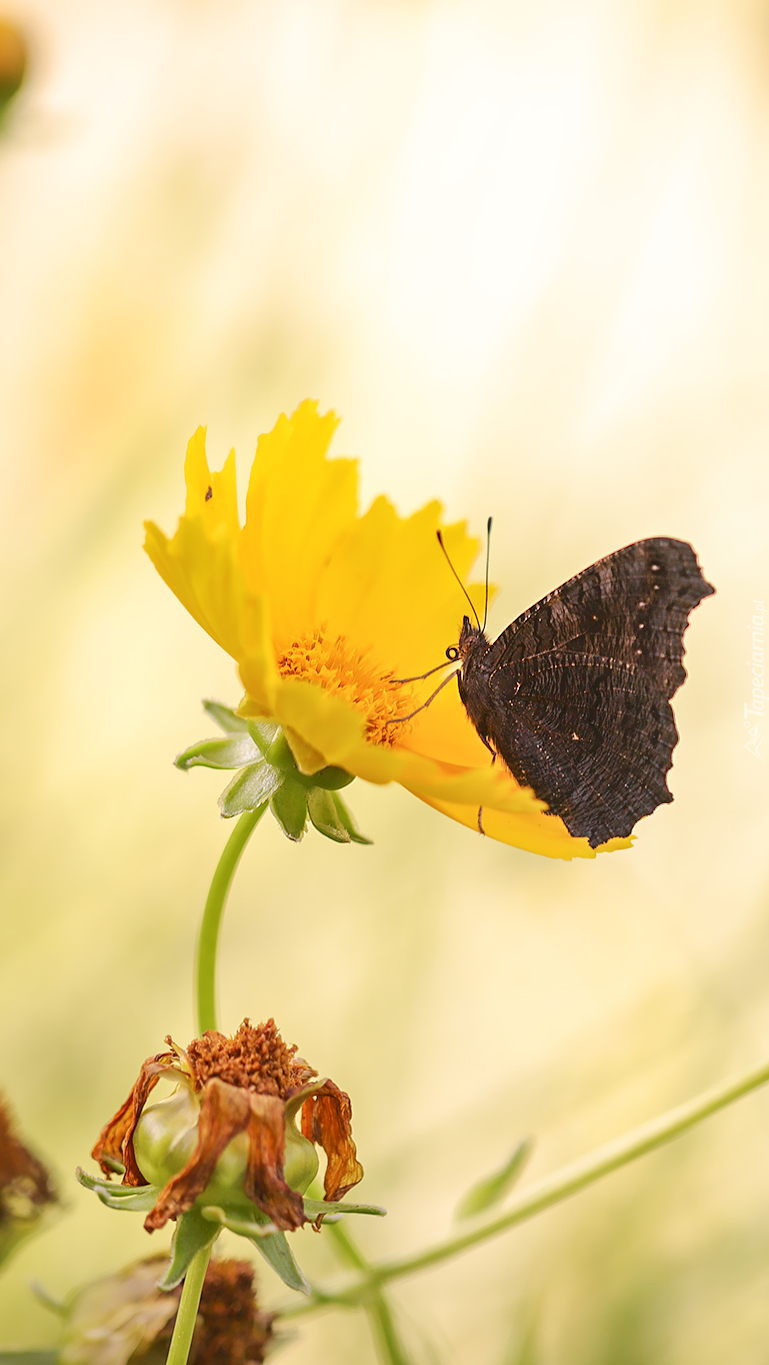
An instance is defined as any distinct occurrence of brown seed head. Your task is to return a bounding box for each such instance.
[0,1095,56,1221]
[186,1018,316,1098]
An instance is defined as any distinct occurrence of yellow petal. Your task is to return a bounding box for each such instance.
[239,401,358,647]
[418,796,633,860]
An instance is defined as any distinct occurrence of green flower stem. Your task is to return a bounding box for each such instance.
[288,1053,769,1314]
[196,804,267,1034]
[165,1242,212,1365]
[327,1222,413,1365]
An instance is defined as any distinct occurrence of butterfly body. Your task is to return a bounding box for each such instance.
[453,537,714,848]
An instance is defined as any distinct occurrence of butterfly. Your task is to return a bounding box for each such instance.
[410,536,714,848]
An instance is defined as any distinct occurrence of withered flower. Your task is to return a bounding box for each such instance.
[0,1091,57,1268]
[91,1019,362,1236]
[59,1255,274,1365]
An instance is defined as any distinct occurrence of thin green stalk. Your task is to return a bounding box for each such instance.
[195,804,267,1034]
[366,1294,413,1365]
[376,1053,769,1282]
[327,1221,413,1365]
[286,1053,769,1314]
[164,1243,212,1365]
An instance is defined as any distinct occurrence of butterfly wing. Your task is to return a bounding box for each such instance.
[478,538,714,847]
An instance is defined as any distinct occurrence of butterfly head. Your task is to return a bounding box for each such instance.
[448,615,488,669]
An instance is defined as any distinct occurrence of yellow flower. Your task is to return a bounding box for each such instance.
[145,401,629,858]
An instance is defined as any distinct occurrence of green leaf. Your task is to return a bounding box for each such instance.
[218,762,282,818]
[156,1206,219,1291]
[307,786,351,843]
[454,1138,534,1221]
[203,700,251,733]
[270,780,307,841]
[76,1166,162,1213]
[175,734,260,771]
[330,792,373,845]
[302,1197,387,1220]
[201,1205,310,1294]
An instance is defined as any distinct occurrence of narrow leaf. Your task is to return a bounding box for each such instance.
[218,762,282,818]
[454,1138,534,1221]
[203,700,251,733]
[156,1206,219,1291]
[331,792,373,845]
[302,1197,387,1220]
[175,735,259,771]
[307,787,351,843]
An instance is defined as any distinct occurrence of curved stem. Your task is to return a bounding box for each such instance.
[285,1052,769,1314]
[165,1242,212,1365]
[195,805,267,1034]
[327,1221,413,1365]
[375,1054,769,1284]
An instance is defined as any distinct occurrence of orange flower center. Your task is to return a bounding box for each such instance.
[277,630,414,746]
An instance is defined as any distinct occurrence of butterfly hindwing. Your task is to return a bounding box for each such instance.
[458,538,714,848]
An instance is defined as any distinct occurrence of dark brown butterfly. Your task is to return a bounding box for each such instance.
[405,536,714,848]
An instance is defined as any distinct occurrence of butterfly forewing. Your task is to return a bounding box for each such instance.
[458,537,714,848]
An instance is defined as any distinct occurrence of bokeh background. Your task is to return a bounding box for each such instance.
[1,1,769,1359]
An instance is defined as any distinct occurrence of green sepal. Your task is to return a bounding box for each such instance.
[201,1205,310,1295]
[297,766,355,791]
[263,730,300,774]
[99,1153,125,1176]
[302,1197,386,1221]
[76,1167,162,1213]
[247,718,282,755]
[307,787,352,843]
[175,734,260,771]
[156,1205,220,1291]
[270,780,308,841]
[454,1137,534,1221]
[218,762,283,818]
[203,700,251,733]
[29,1280,66,1315]
[330,792,373,845]
[200,1205,277,1240]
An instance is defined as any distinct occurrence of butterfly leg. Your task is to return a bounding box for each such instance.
[476,746,496,833]
[386,668,460,725]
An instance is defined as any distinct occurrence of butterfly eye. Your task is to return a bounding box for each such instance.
[446,646,460,662]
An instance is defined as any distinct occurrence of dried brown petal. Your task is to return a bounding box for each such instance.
[301,1080,363,1202]
[243,1092,305,1230]
[92,1053,177,1186]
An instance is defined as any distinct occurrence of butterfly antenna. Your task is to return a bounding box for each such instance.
[436,530,481,630]
[482,516,492,631]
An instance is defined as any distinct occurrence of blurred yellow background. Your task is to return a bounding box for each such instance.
[1,0,768,1359]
